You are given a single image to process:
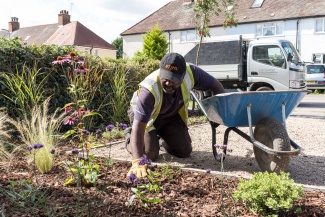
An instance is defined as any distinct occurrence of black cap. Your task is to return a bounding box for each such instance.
[159,53,186,83]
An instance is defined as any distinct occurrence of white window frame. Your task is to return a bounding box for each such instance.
[315,18,325,33]
[180,29,199,42]
[256,22,283,37]
[251,0,265,8]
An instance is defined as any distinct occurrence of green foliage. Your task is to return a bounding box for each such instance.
[108,67,130,123]
[0,109,13,161]
[7,97,66,173]
[142,24,169,60]
[112,37,123,59]
[131,50,149,63]
[0,63,51,119]
[194,0,238,35]
[233,171,305,216]
[1,179,48,214]
[0,37,72,73]
[0,39,160,128]
[128,183,163,209]
[102,123,125,140]
[193,0,238,65]
[62,154,100,186]
[0,38,73,118]
[128,160,182,208]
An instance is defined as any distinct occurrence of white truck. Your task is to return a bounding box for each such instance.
[184,35,306,97]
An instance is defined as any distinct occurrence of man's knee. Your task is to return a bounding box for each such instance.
[172,146,192,158]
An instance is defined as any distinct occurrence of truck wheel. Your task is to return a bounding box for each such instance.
[256,86,273,91]
[253,117,290,173]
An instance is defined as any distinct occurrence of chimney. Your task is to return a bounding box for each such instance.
[9,17,20,32]
[58,10,71,25]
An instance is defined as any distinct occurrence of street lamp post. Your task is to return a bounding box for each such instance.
[1,29,10,39]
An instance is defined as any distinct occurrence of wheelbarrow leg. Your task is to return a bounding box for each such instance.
[209,121,220,161]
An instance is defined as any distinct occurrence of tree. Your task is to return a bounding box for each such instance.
[194,0,238,65]
[142,24,169,60]
[112,37,123,59]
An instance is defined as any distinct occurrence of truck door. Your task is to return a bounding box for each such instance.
[248,45,289,90]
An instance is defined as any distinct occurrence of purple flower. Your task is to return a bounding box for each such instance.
[78,155,85,161]
[95,129,102,134]
[214,144,227,149]
[27,146,33,152]
[82,129,90,135]
[71,148,79,154]
[118,123,128,130]
[50,148,55,154]
[32,143,44,149]
[127,173,137,182]
[127,173,141,184]
[138,155,152,166]
[106,124,114,132]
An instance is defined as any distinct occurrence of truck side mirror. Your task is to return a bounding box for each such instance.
[287,53,293,62]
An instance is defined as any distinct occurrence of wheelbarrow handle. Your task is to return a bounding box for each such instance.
[190,90,209,117]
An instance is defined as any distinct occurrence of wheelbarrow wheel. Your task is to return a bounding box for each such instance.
[253,117,290,173]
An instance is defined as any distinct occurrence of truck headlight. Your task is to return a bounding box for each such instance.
[289,80,300,88]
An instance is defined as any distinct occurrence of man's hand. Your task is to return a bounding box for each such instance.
[127,158,148,178]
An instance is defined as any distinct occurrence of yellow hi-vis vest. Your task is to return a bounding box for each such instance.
[131,64,195,132]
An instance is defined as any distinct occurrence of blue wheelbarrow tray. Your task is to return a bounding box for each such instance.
[200,90,309,127]
[191,90,310,171]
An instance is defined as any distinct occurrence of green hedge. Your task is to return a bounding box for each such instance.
[0,37,159,129]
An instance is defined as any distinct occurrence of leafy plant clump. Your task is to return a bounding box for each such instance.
[232,171,305,216]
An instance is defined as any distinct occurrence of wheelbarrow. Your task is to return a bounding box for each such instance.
[190,90,310,173]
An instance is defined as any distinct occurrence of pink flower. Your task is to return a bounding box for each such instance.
[74,65,89,74]
[64,106,73,114]
[64,116,76,125]
[74,108,90,118]
[52,55,72,65]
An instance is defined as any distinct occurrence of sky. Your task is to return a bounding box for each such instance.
[0,0,172,43]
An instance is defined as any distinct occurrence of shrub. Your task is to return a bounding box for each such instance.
[0,109,12,162]
[7,97,66,173]
[232,171,305,216]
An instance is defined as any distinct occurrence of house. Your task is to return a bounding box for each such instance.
[0,10,117,59]
[121,0,325,63]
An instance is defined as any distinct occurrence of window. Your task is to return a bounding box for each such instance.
[315,18,325,33]
[306,64,325,74]
[312,54,325,63]
[180,30,199,42]
[253,45,286,68]
[251,0,265,8]
[256,22,283,37]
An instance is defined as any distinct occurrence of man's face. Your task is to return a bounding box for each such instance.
[159,78,183,95]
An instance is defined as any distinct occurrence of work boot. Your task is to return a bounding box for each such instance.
[124,127,132,154]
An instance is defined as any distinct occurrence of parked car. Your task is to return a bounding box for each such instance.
[305,63,325,91]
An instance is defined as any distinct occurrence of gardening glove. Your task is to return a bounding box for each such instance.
[127,158,148,178]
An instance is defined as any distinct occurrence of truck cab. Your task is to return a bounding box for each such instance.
[247,39,306,91]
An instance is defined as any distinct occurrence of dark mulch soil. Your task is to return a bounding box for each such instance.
[0,149,324,217]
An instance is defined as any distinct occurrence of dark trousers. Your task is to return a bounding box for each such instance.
[127,108,192,161]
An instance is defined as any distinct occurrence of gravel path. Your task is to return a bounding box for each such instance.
[92,95,325,191]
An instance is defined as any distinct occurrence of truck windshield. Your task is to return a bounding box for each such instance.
[281,42,303,64]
